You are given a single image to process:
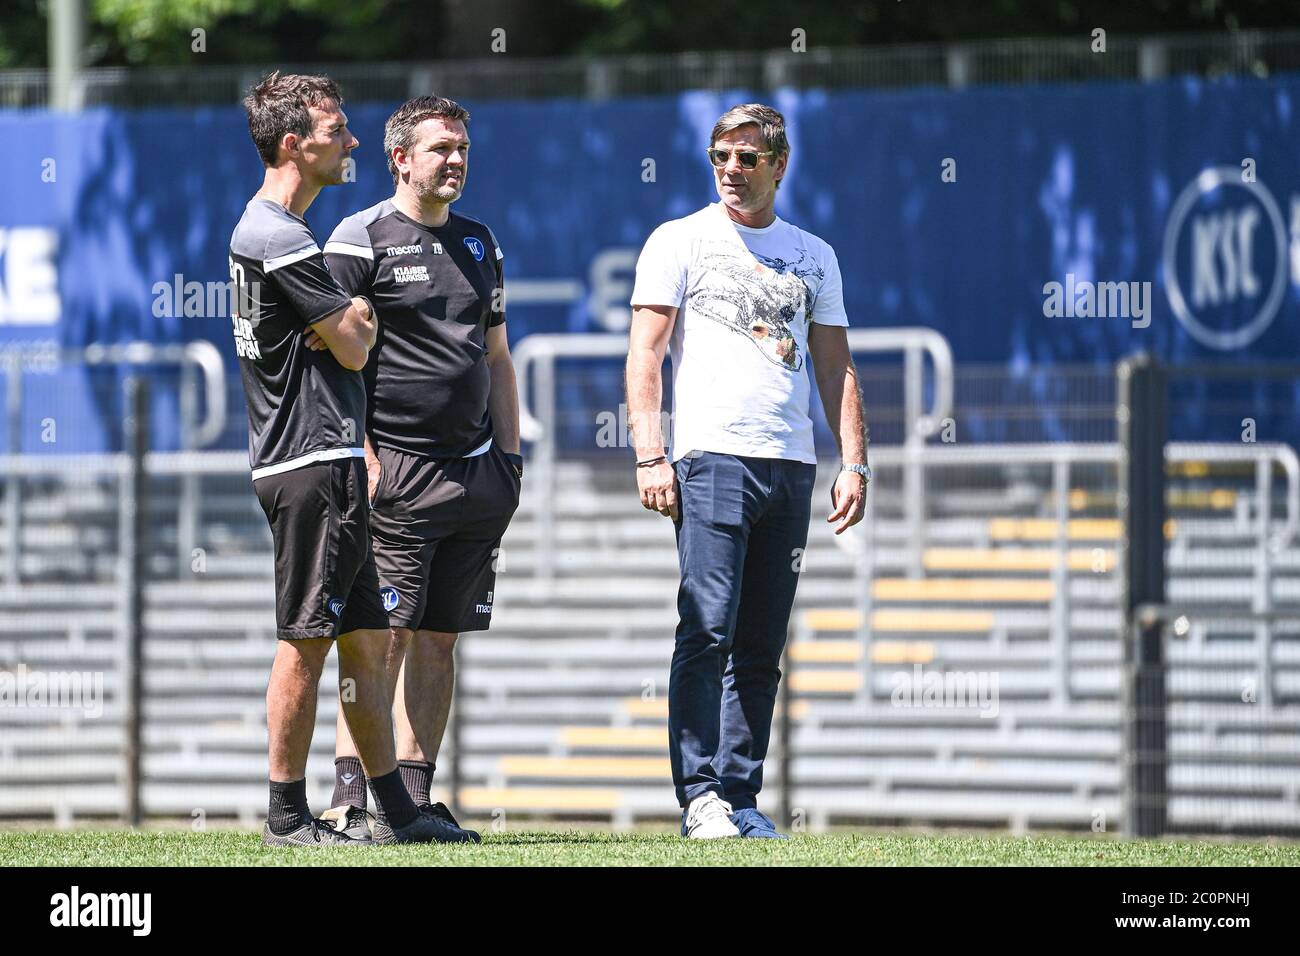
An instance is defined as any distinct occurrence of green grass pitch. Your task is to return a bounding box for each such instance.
[2,828,1297,866]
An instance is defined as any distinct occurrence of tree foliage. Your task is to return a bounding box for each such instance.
[3,0,1297,68]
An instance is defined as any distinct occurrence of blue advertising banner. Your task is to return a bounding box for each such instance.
[1,73,1297,452]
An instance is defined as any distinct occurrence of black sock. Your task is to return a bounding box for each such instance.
[268,778,310,835]
[397,760,434,806]
[331,756,367,810]
[368,769,419,828]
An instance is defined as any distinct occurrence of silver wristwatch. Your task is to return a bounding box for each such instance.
[841,462,872,483]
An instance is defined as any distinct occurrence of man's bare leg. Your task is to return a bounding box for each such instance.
[330,625,472,840]
[265,637,340,840]
[334,627,411,763]
[395,630,458,767]
[334,626,452,769]
[332,626,409,819]
[268,637,333,782]
[387,628,475,840]
[333,626,472,837]
[335,628,402,773]
[334,626,432,832]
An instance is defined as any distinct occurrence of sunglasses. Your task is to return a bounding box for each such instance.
[705,147,775,170]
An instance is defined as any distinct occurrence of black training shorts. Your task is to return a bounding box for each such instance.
[253,456,389,639]
[369,442,520,633]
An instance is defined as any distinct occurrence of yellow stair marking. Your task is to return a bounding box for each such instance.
[560,726,667,748]
[789,671,861,693]
[1170,489,1237,510]
[803,609,994,633]
[500,756,669,779]
[989,517,1176,540]
[923,547,1115,572]
[873,578,1054,602]
[871,609,994,632]
[622,697,670,718]
[459,787,622,811]
[1070,487,1235,510]
[802,608,862,631]
[989,518,1119,541]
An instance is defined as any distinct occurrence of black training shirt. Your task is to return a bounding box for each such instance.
[324,200,505,459]
[228,198,363,479]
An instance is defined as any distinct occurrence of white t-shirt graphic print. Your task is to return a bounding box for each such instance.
[631,202,849,465]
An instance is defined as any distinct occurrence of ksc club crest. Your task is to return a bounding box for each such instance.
[1162,166,1289,351]
[379,586,400,612]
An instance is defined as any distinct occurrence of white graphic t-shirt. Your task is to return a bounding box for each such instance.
[630,202,849,464]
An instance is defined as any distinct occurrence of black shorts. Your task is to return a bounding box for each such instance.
[253,456,389,640]
[369,442,520,633]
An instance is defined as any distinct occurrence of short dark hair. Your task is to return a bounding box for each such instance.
[384,95,471,183]
[242,71,344,168]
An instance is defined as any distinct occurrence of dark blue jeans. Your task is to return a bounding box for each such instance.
[669,451,816,809]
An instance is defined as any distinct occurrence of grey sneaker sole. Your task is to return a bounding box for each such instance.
[343,819,372,841]
[261,822,369,847]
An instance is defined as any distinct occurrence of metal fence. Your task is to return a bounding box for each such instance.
[515,327,953,586]
[5,29,1300,110]
[3,338,1299,834]
[1129,603,1300,835]
[1,342,227,582]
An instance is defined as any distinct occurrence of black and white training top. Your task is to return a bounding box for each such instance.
[228,198,365,480]
[324,200,505,460]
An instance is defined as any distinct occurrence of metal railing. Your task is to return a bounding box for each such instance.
[1,341,227,584]
[836,440,1300,717]
[514,327,953,584]
[2,341,227,449]
[1126,603,1300,834]
[4,29,1300,109]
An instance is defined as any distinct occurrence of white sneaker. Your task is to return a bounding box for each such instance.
[683,792,741,839]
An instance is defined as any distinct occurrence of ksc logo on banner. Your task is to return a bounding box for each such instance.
[1162,166,1295,351]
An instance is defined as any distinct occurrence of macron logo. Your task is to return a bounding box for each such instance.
[385,244,422,257]
[50,886,151,936]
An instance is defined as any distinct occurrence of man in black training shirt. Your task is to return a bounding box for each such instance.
[319,96,521,841]
[230,73,465,846]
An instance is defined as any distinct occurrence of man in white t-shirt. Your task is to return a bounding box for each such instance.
[626,103,869,839]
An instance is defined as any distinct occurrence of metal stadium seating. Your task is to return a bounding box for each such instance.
[1,451,1298,834]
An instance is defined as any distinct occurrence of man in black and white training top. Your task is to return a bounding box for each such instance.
[318,95,521,842]
[230,71,464,846]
